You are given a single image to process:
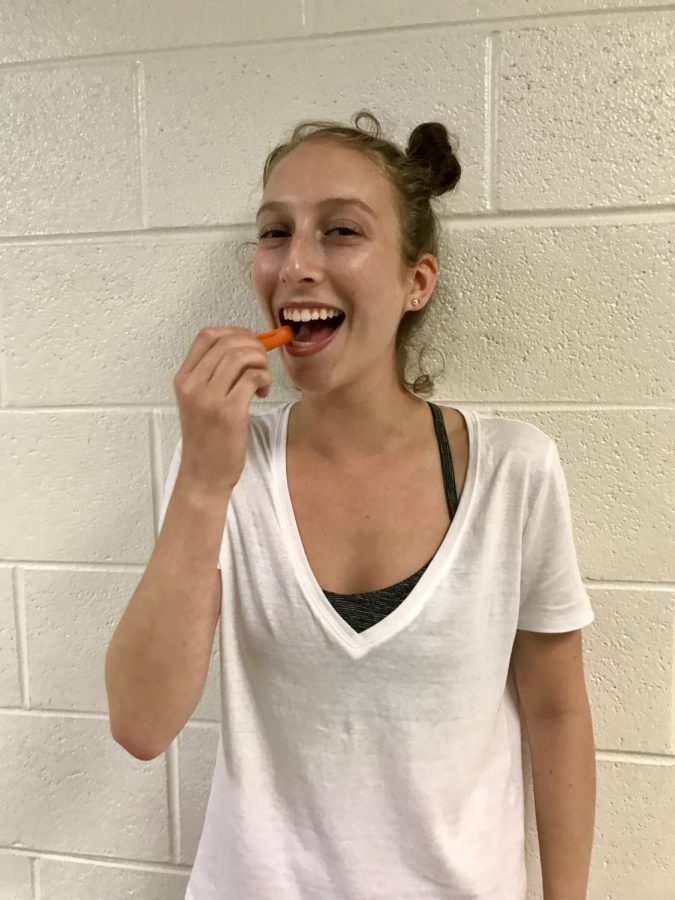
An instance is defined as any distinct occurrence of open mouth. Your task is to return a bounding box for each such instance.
[283,312,346,345]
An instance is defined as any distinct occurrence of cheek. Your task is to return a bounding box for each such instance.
[250,259,277,326]
[251,257,269,295]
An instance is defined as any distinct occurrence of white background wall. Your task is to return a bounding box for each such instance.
[1,1,673,898]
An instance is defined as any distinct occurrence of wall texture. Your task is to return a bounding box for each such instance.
[1,1,673,898]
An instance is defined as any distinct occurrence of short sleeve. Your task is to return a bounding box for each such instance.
[518,439,595,633]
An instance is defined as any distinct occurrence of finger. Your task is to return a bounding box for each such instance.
[203,346,268,400]
[176,327,256,379]
[228,365,272,408]
[177,337,266,394]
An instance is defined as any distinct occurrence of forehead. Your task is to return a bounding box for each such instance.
[257,140,391,217]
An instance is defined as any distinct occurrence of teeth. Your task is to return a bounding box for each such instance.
[281,307,343,323]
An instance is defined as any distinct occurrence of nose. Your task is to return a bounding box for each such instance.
[279,231,323,285]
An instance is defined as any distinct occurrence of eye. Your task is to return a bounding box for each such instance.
[257,223,361,239]
[328,225,360,237]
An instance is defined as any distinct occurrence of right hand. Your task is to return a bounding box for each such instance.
[173,327,273,495]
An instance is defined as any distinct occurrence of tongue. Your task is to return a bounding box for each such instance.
[295,319,337,343]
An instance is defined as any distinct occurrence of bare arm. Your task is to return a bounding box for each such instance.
[525,708,596,899]
[104,325,273,760]
[513,629,596,898]
[104,475,229,760]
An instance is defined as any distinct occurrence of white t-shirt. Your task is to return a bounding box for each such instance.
[158,401,595,900]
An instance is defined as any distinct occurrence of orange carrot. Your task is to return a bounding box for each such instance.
[256,325,294,351]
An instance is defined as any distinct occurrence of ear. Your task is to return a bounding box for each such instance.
[409,253,439,309]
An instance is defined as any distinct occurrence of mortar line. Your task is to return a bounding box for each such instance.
[0,561,147,572]
[13,568,31,708]
[487,30,499,212]
[166,741,182,864]
[31,856,42,900]
[671,611,675,752]
[0,204,673,246]
[596,750,675,765]
[0,290,8,409]
[0,401,673,415]
[0,708,112,720]
[0,4,671,74]
[1,577,671,597]
[135,61,149,229]
[0,708,223,726]
[148,415,183,865]
[0,845,190,873]
[150,412,162,538]
[300,0,312,32]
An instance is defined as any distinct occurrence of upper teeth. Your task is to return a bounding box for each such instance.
[281,307,343,322]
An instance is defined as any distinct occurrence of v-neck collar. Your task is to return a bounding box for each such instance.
[271,400,479,659]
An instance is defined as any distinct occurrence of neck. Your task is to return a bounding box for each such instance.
[288,385,429,463]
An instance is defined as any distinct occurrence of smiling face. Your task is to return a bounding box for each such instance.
[252,139,437,395]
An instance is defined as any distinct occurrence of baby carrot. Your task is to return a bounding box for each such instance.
[256,325,294,351]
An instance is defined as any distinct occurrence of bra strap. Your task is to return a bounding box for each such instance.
[427,402,459,518]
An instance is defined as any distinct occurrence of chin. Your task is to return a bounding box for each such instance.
[283,367,336,393]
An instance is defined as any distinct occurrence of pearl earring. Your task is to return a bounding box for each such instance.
[412,298,420,306]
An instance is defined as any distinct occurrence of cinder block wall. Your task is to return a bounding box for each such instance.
[1,2,673,898]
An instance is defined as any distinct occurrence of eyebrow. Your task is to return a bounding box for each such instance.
[255,196,377,220]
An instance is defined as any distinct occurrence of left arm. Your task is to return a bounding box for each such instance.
[511,629,596,900]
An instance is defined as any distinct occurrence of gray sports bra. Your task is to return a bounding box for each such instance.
[322,402,459,633]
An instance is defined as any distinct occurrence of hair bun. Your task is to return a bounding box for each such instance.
[406,122,461,196]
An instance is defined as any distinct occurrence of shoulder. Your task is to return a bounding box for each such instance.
[467,410,557,507]
[474,409,554,467]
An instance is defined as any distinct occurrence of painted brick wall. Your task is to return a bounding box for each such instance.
[1,2,673,898]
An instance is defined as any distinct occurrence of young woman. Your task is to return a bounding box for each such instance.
[106,111,596,899]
